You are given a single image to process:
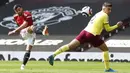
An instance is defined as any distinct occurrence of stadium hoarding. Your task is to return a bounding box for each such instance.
[0,51,130,62]
[1,39,130,47]
[0,35,130,52]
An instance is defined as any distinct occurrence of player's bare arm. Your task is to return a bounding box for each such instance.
[8,21,28,35]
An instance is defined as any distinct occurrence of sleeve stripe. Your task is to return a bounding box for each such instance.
[26,16,32,18]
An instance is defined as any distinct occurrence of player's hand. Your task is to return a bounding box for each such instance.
[81,6,92,17]
[117,21,123,27]
[8,30,16,35]
[42,25,49,36]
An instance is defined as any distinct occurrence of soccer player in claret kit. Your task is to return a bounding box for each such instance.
[8,4,49,70]
[48,2,123,72]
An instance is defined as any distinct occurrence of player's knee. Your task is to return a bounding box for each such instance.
[26,45,33,50]
[68,40,80,49]
[68,44,77,50]
[98,43,109,51]
[27,26,33,34]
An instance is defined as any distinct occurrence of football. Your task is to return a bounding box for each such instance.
[81,6,92,17]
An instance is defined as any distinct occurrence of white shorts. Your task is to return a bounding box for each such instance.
[20,28,36,46]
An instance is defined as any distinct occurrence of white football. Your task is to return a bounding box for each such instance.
[81,6,92,16]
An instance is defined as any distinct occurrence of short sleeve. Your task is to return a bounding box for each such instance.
[23,11,32,21]
[13,14,18,21]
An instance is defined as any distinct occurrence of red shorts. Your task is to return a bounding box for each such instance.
[75,30,104,47]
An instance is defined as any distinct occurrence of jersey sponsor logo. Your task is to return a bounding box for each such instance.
[0,6,81,32]
[0,39,63,45]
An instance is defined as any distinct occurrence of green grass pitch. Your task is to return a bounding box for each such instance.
[0,61,130,73]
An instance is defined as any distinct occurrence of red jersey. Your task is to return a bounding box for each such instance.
[14,11,33,27]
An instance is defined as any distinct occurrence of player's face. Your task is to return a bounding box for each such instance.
[15,7,23,16]
[104,7,112,14]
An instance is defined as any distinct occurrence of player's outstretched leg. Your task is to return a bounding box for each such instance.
[29,25,49,36]
[42,25,49,36]
[48,45,70,66]
[48,39,80,66]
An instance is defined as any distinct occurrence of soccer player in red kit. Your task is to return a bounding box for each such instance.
[8,4,48,70]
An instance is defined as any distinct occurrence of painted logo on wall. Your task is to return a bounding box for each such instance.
[0,6,81,32]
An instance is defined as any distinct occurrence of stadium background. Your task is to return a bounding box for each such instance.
[0,0,130,61]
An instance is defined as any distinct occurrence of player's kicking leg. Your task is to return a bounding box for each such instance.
[28,25,49,36]
[42,25,49,36]
[48,39,80,66]
[98,43,116,72]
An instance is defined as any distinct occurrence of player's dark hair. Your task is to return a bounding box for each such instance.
[103,2,112,7]
[13,4,22,10]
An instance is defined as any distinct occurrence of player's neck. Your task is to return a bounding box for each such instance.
[102,10,109,15]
